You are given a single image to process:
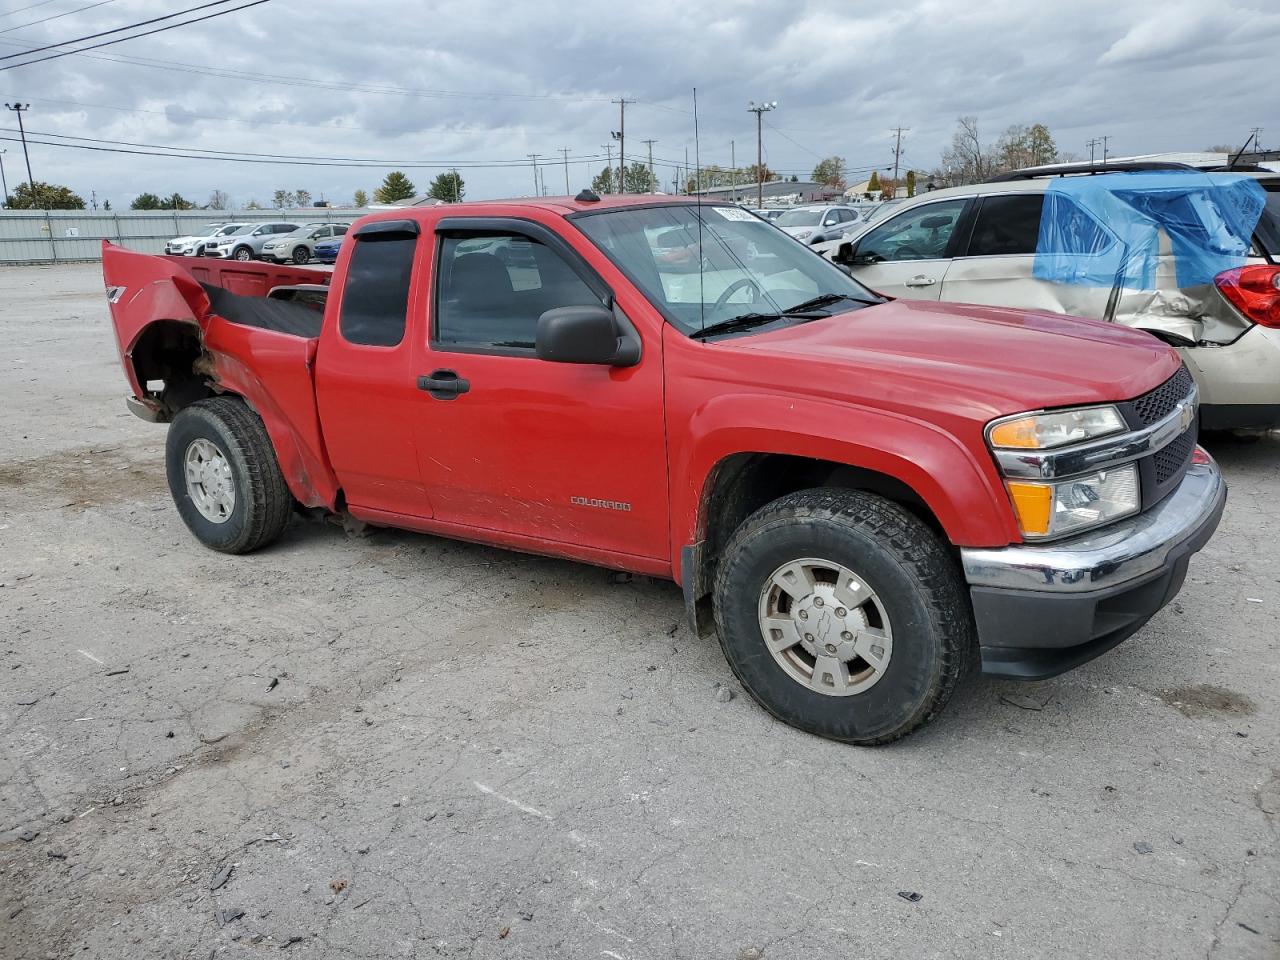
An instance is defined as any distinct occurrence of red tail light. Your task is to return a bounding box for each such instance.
[1215,265,1280,328]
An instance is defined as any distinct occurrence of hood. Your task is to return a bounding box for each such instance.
[721,298,1181,423]
[780,225,817,237]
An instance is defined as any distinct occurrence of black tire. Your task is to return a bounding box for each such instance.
[165,397,292,554]
[292,246,311,265]
[233,246,254,262]
[713,488,974,745]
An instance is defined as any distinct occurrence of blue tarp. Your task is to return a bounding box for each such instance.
[1032,171,1266,290]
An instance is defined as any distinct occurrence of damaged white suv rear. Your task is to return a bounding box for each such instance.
[818,163,1279,431]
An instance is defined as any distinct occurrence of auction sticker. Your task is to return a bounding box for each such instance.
[713,207,759,222]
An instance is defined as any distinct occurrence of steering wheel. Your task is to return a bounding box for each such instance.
[894,245,922,259]
[714,278,763,310]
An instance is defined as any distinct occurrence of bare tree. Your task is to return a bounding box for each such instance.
[941,116,996,185]
[207,189,230,210]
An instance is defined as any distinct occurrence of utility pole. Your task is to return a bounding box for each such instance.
[1100,135,1111,165]
[747,100,777,209]
[1086,138,1100,164]
[684,147,689,194]
[4,103,35,192]
[559,147,570,194]
[527,154,541,197]
[640,139,657,194]
[890,126,909,182]
[611,97,634,194]
[452,167,460,203]
[0,149,8,208]
[600,143,613,192]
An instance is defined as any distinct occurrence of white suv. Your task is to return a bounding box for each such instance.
[816,163,1280,431]
[165,223,247,257]
[773,205,864,245]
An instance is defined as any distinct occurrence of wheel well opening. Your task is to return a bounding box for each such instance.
[692,453,945,603]
[130,320,214,419]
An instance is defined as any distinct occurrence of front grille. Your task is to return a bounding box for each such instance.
[1131,365,1195,426]
[1153,429,1196,485]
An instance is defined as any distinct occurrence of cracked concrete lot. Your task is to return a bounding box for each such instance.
[1,262,1278,959]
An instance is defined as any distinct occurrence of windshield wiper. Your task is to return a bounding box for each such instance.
[784,292,882,314]
[689,313,789,340]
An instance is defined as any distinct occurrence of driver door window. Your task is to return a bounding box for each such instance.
[846,198,971,301]
[855,199,968,263]
[434,233,603,352]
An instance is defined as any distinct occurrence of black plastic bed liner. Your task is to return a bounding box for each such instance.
[201,283,324,339]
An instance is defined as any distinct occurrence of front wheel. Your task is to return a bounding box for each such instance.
[713,488,974,745]
[233,246,253,262]
[292,246,311,265]
[165,398,293,553]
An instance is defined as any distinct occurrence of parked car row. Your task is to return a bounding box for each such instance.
[165,221,350,264]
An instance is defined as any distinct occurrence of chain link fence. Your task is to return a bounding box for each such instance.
[0,208,369,264]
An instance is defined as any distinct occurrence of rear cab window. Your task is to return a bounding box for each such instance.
[338,221,419,347]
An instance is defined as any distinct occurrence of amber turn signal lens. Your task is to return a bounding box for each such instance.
[988,418,1041,449]
[1006,481,1052,537]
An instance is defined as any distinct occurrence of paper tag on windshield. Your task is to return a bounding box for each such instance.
[713,207,758,222]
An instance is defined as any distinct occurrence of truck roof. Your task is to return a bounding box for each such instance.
[364,193,699,223]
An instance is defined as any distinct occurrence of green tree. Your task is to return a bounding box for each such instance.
[624,162,656,194]
[295,189,313,208]
[353,189,369,208]
[8,181,86,209]
[166,193,194,210]
[245,199,262,210]
[272,189,294,209]
[427,171,465,202]
[811,156,846,188]
[131,192,164,210]
[591,165,616,195]
[867,171,881,196]
[102,199,111,211]
[905,170,917,197]
[373,171,416,204]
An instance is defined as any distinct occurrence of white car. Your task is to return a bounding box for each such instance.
[815,162,1280,431]
[165,223,247,257]
[774,205,864,245]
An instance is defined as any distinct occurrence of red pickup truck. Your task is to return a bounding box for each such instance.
[103,193,1226,744]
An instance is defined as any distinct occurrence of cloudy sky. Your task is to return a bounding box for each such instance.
[0,0,1275,209]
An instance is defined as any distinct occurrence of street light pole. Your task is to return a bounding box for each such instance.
[4,103,35,193]
[747,100,777,210]
[0,149,9,208]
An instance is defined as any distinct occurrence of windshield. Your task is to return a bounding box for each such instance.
[573,203,878,336]
[775,208,823,227]
[196,223,223,236]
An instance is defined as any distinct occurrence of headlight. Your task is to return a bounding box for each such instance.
[1006,464,1139,540]
[988,405,1125,450]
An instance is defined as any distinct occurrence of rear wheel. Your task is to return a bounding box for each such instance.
[165,397,292,554]
[292,246,311,265]
[713,488,973,744]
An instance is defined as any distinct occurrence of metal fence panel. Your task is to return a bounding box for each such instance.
[0,208,370,264]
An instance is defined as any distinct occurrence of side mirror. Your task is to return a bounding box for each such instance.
[536,305,640,367]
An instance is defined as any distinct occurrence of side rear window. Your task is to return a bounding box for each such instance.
[966,194,1044,256]
[434,233,601,351]
[339,234,417,347]
[335,224,349,236]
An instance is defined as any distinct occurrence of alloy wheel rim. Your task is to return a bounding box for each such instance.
[757,557,893,696]
[184,437,235,523]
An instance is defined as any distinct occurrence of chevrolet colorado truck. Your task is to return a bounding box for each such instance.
[102,193,1226,744]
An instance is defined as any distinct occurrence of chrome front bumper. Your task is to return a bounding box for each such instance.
[959,458,1226,678]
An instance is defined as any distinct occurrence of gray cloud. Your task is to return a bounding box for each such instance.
[0,0,1274,208]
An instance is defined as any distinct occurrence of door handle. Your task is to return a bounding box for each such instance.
[417,369,470,400]
[904,275,937,287]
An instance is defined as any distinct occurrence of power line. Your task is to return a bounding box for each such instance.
[0,0,63,18]
[0,0,272,71]
[0,128,613,169]
[0,0,120,35]
[0,0,234,61]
